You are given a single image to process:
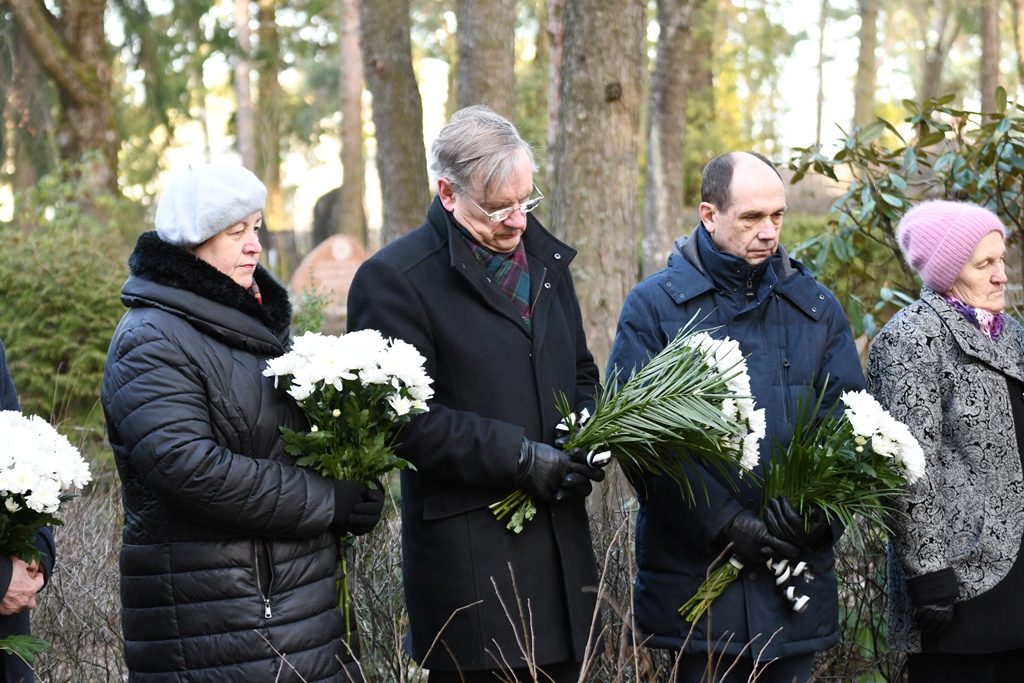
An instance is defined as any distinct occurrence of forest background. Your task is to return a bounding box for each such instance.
[2,0,1024,680]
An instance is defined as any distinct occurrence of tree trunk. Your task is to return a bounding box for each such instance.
[4,21,58,196]
[853,0,878,129]
[545,0,564,190]
[815,0,828,143]
[255,0,284,226]
[550,0,644,371]
[643,0,699,279]
[456,0,516,119]
[917,5,958,101]
[6,0,118,192]
[361,0,431,245]
[1014,0,1024,82]
[234,0,256,170]
[337,0,368,246]
[980,0,1000,113]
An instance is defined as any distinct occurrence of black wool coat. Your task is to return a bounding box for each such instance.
[347,197,602,672]
[102,232,366,683]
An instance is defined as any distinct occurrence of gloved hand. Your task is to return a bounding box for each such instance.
[347,479,386,536]
[331,479,385,536]
[556,447,607,499]
[717,508,799,565]
[764,495,829,549]
[517,439,572,503]
[914,600,955,636]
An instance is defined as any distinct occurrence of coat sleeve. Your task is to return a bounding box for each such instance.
[104,320,336,539]
[867,316,949,579]
[815,291,867,409]
[347,256,523,489]
[607,288,742,548]
[0,340,18,412]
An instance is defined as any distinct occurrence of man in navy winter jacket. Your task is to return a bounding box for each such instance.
[607,151,866,683]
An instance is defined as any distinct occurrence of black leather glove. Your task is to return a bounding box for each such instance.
[914,600,955,636]
[906,568,959,637]
[347,480,386,536]
[517,439,571,503]
[557,447,607,499]
[717,508,799,565]
[764,496,829,549]
[331,480,385,536]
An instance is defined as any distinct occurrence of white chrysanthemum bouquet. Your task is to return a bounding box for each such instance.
[263,330,433,486]
[262,330,433,644]
[490,325,766,532]
[0,410,92,661]
[679,387,925,623]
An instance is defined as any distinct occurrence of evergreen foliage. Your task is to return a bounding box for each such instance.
[0,159,140,429]
[787,88,1024,334]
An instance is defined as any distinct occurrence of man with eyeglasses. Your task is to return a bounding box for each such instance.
[348,105,605,683]
[607,151,865,683]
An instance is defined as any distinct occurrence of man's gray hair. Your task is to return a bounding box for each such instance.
[429,105,537,201]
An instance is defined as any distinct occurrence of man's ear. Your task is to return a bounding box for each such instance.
[438,178,457,211]
[698,202,716,233]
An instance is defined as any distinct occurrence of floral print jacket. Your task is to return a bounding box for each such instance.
[868,286,1024,652]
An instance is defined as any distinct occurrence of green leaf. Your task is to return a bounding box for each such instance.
[879,193,902,208]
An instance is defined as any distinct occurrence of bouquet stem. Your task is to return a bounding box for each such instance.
[679,556,743,623]
[488,490,537,533]
[338,536,354,651]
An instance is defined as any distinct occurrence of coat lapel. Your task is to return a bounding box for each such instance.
[921,287,1024,383]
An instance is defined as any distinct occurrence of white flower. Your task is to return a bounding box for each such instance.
[841,390,885,438]
[388,394,413,417]
[0,410,92,518]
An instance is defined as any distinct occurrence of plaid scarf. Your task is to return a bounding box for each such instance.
[249,280,263,305]
[454,222,532,330]
[944,293,1005,341]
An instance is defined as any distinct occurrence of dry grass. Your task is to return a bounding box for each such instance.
[26,465,902,682]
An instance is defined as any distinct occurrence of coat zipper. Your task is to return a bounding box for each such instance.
[254,540,274,618]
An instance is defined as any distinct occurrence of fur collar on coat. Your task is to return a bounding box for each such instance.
[127,230,291,337]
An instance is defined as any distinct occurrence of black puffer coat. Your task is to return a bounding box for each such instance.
[102,231,364,682]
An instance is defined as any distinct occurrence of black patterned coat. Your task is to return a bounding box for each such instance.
[868,286,1024,653]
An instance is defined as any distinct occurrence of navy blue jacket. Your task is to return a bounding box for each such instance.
[606,225,865,660]
[0,340,56,683]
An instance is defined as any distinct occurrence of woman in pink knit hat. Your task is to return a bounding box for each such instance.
[868,200,1024,682]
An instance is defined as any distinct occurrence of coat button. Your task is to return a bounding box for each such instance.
[748,572,758,581]
[544,283,551,289]
[554,252,562,259]
[812,307,818,313]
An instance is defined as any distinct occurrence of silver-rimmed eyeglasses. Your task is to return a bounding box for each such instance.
[464,184,544,222]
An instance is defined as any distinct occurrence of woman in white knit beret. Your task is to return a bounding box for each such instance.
[101,164,382,682]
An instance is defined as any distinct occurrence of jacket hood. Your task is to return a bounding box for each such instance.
[122,230,292,352]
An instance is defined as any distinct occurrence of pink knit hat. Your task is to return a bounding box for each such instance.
[897,200,1006,293]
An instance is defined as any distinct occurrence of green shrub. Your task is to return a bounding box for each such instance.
[786,87,1024,332]
[0,159,142,430]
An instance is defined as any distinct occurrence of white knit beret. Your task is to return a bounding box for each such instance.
[155,164,267,249]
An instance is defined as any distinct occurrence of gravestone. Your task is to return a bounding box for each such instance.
[290,235,368,332]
